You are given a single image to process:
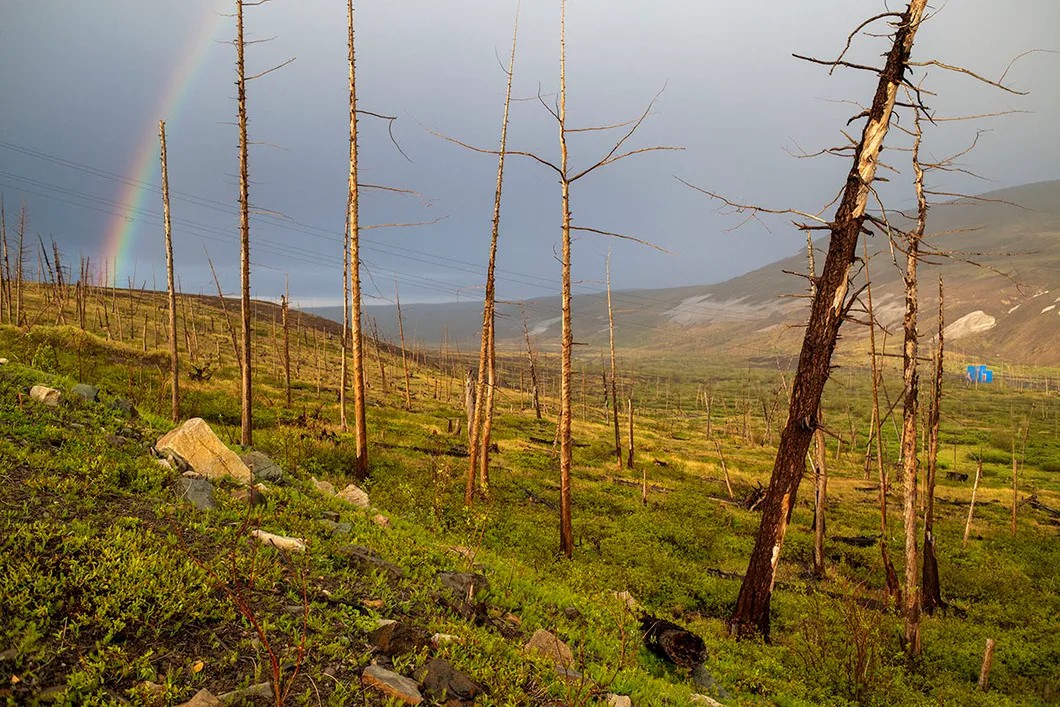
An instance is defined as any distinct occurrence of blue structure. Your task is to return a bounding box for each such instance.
[966,365,993,383]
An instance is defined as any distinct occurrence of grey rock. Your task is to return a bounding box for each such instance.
[414,658,483,703]
[70,383,100,403]
[219,682,272,704]
[179,477,217,511]
[177,689,222,707]
[111,397,138,417]
[241,451,284,483]
[371,621,431,656]
[320,519,353,535]
[361,665,422,704]
[337,483,370,508]
[438,571,489,601]
[525,629,574,667]
[339,545,404,580]
[156,418,251,484]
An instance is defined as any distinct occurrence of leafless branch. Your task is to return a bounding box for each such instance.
[569,226,673,254]
[245,56,296,81]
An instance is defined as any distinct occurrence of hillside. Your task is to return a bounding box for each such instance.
[1,281,1060,705]
[332,180,1060,366]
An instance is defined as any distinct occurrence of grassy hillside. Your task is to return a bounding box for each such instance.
[1,282,1059,705]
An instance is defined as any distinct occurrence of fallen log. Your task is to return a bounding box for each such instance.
[640,614,707,668]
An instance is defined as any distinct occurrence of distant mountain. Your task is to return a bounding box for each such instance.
[309,180,1060,366]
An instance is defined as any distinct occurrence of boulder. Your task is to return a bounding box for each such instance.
[371,621,432,656]
[337,483,370,508]
[241,451,284,483]
[177,690,221,707]
[251,529,306,553]
[70,384,100,403]
[361,665,422,705]
[29,385,61,407]
[178,478,217,511]
[438,572,489,601]
[525,629,574,667]
[156,418,251,485]
[414,658,484,704]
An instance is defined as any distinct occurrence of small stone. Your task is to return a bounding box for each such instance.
[311,476,337,495]
[607,695,633,707]
[178,477,217,511]
[690,695,724,706]
[320,519,353,535]
[337,483,370,508]
[414,658,483,703]
[219,682,272,703]
[613,590,640,613]
[562,605,581,620]
[251,529,306,553]
[438,572,489,601]
[231,484,266,507]
[525,629,574,667]
[371,621,432,656]
[340,546,403,580]
[0,648,17,661]
[181,469,201,478]
[177,689,222,707]
[361,665,422,705]
[111,398,138,417]
[504,613,522,626]
[241,451,284,483]
[29,385,62,407]
[430,632,461,647]
[372,514,391,528]
[70,383,100,403]
[0,358,8,365]
[321,510,340,522]
[363,599,385,609]
[156,418,251,484]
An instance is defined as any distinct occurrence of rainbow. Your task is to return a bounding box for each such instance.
[101,3,229,285]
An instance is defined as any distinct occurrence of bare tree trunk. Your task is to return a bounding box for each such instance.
[978,638,996,691]
[607,251,623,471]
[730,0,928,639]
[0,195,8,325]
[899,111,930,658]
[864,242,902,605]
[235,0,253,447]
[347,0,369,478]
[557,0,574,558]
[396,281,413,412]
[1011,440,1019,536]
[340,216,350,431]
[812,410,827,579]
[963,458,982,548]
[206,250,242,372]
[479,332,497,490]
[159,121,180,423]
[627,396,635,470]
[282,278,291,408]
[467,5,519,503]
[16,202,26,326]
[521,306,542,419]
[922,276,945,613]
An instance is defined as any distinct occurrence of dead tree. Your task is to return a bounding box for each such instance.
[235,0,253,446]
[921,276,946,614]
[15,202,26,326]
[864,243,902,605]
[606,251,623,471]
[812,409,827,580]
[346,0,369,477]
[435,0,675,557]
[395,280,413,412]
[521,305,542,419]
[282,278,291,408]
[159,121,180,422]
[467,3,520,504]
[962,458,983,548]
[715,2,931,639]
[0,195,8,325]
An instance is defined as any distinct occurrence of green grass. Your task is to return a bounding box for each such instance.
[1,286,1059,705]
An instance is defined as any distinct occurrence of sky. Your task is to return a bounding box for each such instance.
[1,1,1057,306]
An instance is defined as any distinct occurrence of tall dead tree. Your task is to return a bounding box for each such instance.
[467,3,520,504]
[521,305,542,419]
[395,281,413,412]
[159,121,180,422]
[606,251,623,471]
[15,202,26,326]
[235,0,253,446]
[722,1,930,638]
[864,243,902,605]
[921,275,945,614]
[346,0,369,477]
[898,109,929,657]
[0,195,8,325]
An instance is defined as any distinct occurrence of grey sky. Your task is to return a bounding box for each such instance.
[1,1,1057,306]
